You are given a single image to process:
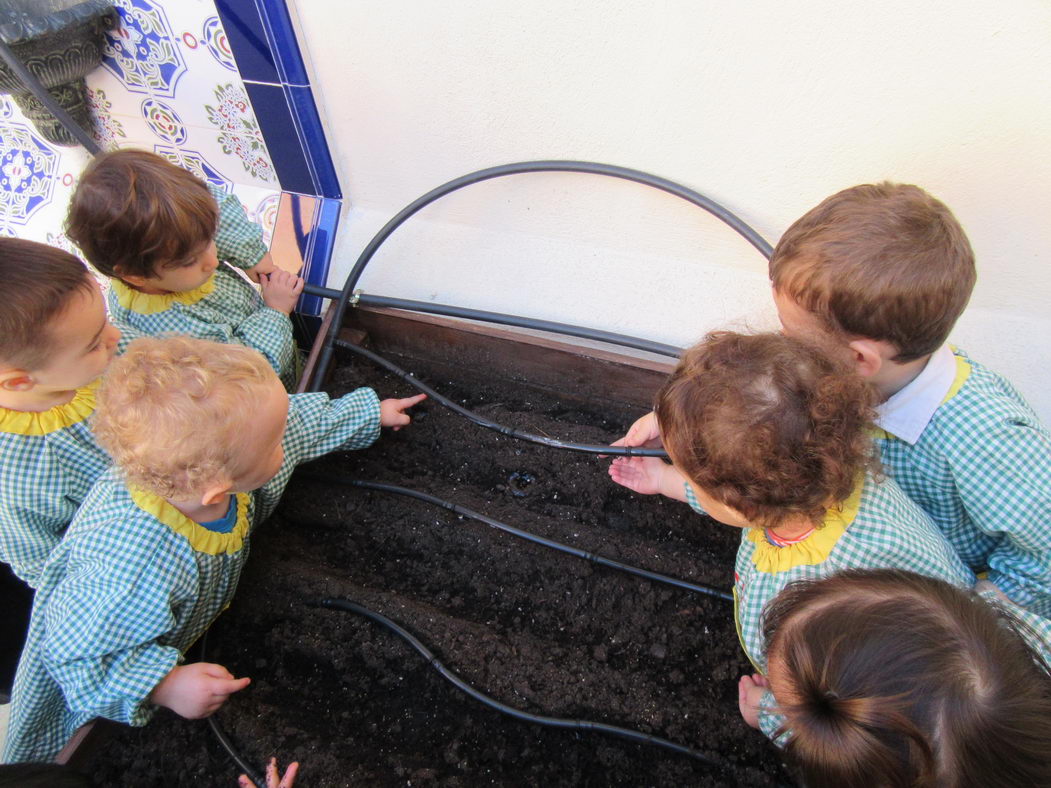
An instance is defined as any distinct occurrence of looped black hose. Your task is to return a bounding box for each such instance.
[310,160,773,390]
[317,597,723,768]
[200,630,266,788]
[334,338,669,458]
[299,472,733,602]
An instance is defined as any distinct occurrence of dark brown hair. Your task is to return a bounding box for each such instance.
[655,331,876,529]
[0,238,94,370]
[66,149,218,280]
[769,183,976,362]
[763,569,1051,788]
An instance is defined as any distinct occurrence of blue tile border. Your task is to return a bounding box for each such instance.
[218,0,343,315]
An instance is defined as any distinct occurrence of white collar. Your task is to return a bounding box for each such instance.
[875,344,957,444]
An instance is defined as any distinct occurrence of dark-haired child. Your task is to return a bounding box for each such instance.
[67,148,302,389]
[0,238,121,586]
[768,183,1051,617]
[744,568,1051,787]
[609,331,974,734]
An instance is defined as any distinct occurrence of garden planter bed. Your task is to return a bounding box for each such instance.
[83,311,791,787]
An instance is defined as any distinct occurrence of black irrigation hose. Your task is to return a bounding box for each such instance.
[309,160,773,391]
[300,472,733,602]
[318,597,723,768]
[334,337,669,458]
[200,631,266,788]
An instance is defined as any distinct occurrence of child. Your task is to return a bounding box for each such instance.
[66,149,303,389]
[769,183,1051,617]
[608,332,974,685]
[740,568,1051,786]
[2,337,425,763]
[0,238,121,587]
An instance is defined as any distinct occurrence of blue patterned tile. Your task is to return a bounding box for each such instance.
[298,196,341,315]
[0,123,59,228]
[213,0,279,85]
[242,82,310,194]
[102,0,187,98]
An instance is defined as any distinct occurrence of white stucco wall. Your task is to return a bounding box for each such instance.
[291,0,1051,421]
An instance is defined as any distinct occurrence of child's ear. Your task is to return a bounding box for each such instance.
[118,271,150,288]
[0,369,35,392]
[846,338,885,379]
[200,482,233,507]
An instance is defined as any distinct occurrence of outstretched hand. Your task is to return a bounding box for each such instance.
[239,757,299,788]
[150,662,250,719]
[610,411,662,449]
[608,456,668,496]
[380,393,427,430]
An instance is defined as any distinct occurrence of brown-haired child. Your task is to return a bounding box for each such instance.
[67,148,302,389]
[608,331,973,733]
[769,183,1051,617]
[750,568,1051,787]
[2,336,424,763]
[0,238,120,586]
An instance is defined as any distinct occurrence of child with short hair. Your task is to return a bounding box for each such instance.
[769,183,1051,617]
[66,149,302,389]
[609,332,973,704]
[0,238,121,587]
[742,568,1051,786]
[2,336,425,763]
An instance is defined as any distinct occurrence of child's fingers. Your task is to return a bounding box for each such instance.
[238,775,253,788]
[201,662,235,680]
[279,762,299,788]
[401,393,427,407]
[213,675,251,696]
[291,276,305,295]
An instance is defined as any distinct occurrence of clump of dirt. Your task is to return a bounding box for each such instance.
[86,348,791,787]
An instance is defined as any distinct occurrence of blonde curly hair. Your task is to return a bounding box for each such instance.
[93,336,278,499]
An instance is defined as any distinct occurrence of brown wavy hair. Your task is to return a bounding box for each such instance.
[655,331,876,529]
[762,569,1051,788]
[66,149,218,280]
[0,238,94,370]
[769,183,975,362]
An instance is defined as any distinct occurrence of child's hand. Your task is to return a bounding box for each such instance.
[609,456,668,495]
[239,757,299,788]
[259,269,305,314]
[610,411,662,449]
[244,253,278,283]
[738,673,769,729]
[150,662,250,719]
[380,393,427,430]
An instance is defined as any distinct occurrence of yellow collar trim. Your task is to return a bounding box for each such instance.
[746,476,865,573]
[111,274,216,315]
[129,487,251,555]
[0,379,99,436]
[941,351,971,405]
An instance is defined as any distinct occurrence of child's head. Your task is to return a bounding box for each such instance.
[93,336,288,503]
[66,149,220,292]
[655,331,875,529]
[769,183,975,365]
[762,569,1051,788]
[0,238,119,393]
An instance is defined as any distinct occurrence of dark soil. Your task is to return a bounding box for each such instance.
[86,347,792,787]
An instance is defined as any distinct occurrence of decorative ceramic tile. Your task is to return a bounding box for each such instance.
[141,97,188,145]
[151,143,229,192]
[102,0,187,98]
[205,82,276,184]
[86,89,128,149]
[0,123,59,228]
[202,16,238,73]
[252,192,281,246]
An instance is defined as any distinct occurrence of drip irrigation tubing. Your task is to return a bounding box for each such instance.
[308,160,773,391]
[200,631,266,788]
[299,471,733,602]
[317,597,724,769]
[334,337,669,458]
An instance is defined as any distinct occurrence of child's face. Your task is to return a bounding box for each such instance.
[143,241,220,293]
[227,378,289,493]
[30,280,120,390]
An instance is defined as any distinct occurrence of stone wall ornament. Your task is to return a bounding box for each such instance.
[0,0,116,146]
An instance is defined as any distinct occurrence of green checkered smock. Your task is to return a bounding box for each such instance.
[107,185,296,389]
[877,348,1051,618]
[685,473,973,743]
[756,586,1051,745]
[2,387,380,763]
[0,383,110,588]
